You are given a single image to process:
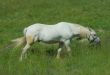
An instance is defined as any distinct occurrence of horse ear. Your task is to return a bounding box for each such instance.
[88,27,92,31]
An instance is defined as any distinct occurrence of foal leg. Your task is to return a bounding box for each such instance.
[56,42,64,59]
[19,36,34,61]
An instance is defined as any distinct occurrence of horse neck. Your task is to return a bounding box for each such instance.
[79,26,90,39]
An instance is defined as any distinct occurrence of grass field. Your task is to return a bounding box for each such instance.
[0,0,110,75]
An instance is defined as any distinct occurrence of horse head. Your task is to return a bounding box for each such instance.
[87,28,100,45]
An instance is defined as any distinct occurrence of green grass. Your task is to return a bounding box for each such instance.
[0,0,110,75]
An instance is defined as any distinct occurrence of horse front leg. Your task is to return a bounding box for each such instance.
[64,40,71,56]
[56,42,64,59]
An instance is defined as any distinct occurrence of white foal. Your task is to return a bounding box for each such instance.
[12,22,100,61]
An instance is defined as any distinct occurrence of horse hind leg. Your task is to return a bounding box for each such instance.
[19,36,34,61]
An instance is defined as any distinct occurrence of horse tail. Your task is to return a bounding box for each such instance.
[11,36,26,48]
[11,28,27,48]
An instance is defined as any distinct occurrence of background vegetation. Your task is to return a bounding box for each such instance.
[0,0,110,75]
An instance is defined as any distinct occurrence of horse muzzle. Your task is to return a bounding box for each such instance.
[90,36,101,46]
[92,37,101,46]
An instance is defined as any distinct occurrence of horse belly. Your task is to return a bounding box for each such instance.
[38,30,61,43]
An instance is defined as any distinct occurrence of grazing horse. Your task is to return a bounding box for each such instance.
[12,22,100,61]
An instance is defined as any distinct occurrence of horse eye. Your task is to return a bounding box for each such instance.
[94,34,96,36]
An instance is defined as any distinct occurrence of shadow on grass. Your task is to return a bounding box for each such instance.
[46,49,57,57]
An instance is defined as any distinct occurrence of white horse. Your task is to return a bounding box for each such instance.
[12,22,100,61]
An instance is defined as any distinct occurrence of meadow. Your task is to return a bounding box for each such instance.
[0,0,110,75]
